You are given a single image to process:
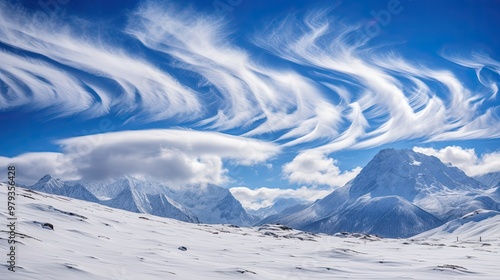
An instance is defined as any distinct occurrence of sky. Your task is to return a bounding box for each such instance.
[0,0,499,210]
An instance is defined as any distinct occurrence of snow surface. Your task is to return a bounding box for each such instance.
[1,185,500,279]
[414,210,500,240]
[475,172,500,188]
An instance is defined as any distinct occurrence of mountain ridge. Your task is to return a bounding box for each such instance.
[25,148,499,237]
[27,175,252,226]
[262,148,499,238]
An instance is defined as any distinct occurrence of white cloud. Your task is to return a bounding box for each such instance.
[282,151,362,187]
[229,185,332,211]
[0,129,280,185]
[127,1,342,144]
[253,9,500,151]
[0,152,79,184]
[413,146,500,177]
[0,1,498,164]
[0,2,201,121]
[444,52,499,100]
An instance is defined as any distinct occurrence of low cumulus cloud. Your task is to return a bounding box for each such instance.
[0,152,80,184]
[282,151,362,187]
[413,146,500,177]
[0,129,280,185]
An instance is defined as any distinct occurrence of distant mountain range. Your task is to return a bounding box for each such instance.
[258,149,500,238]
[26,148,500,238]
[247,198,308,219]
[28,175,255,226]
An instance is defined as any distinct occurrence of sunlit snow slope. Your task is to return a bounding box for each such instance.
[1,184,500,279]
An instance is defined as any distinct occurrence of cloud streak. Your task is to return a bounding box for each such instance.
[127,1,342,143]
[1,1,498,148]
[254,10,500,151]
[0,2,201,121]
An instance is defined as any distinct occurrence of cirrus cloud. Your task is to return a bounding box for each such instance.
[0,1,201,122]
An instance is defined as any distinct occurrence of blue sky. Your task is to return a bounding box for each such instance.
[1,0,499,209]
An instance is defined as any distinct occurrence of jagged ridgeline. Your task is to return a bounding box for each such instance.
[26,149,500,238]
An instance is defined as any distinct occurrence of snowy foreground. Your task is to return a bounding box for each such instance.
[1,185,499,279]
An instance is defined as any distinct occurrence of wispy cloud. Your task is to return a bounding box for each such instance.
[0,2,201,121]
[0,51,97,116]
[127,1,341,142]
[254,9,500,151]
[444,52,499,100]
[1,1,498,148]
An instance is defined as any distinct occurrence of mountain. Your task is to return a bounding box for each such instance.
[265,149,499,238]
[305,195,442,238]
[29,174,99,203]
[248,198,305,219]
[414,210,500,240]
[28,175,254,226]
[346,148,491,221]
[475,172,500,187]
[169,184,257,226]
[99,179,198,223]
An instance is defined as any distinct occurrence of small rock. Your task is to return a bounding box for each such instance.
[237,269,257,274]
[42,223,54,230]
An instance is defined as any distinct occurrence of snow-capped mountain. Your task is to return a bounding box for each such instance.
[99,179,198,223]
[25,148,500,237]
[474,172,500,187]
[265,149,500,238]
[256,202,311,226]
[30,174,99,203]
[248,198,306,219]
[168,184,257,226]
[305,195,443,238]
[27,175,253,226]
[85,177,256,225]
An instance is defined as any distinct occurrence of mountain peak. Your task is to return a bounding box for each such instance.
[373,148,419,160]
[39,174,53,182]
[349,148,484,200]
